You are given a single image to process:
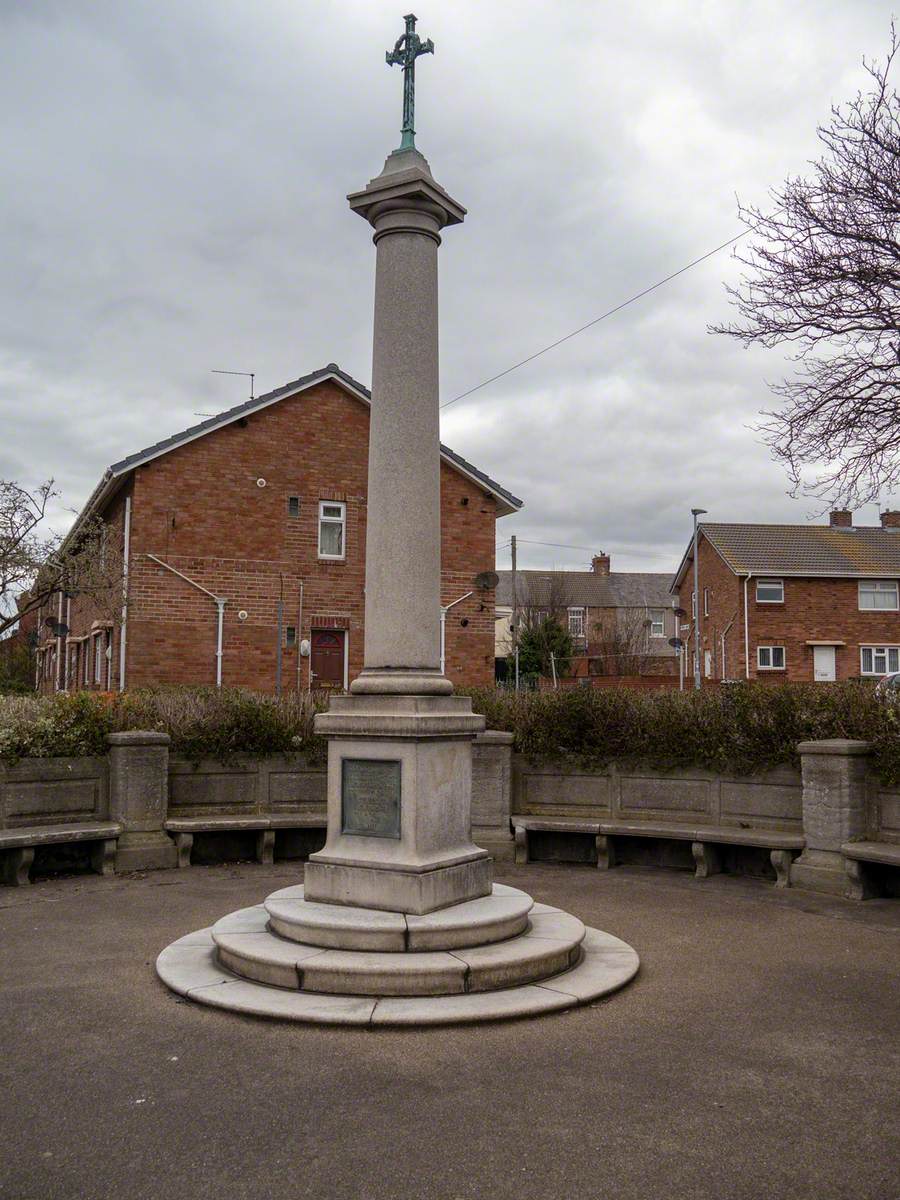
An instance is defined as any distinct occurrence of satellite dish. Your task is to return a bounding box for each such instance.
[475,570,500,590]
[668,637,684,650]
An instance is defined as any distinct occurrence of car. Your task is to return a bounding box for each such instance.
[875,671,900,697]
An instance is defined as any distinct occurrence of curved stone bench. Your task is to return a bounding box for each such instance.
[512,817,804,887]
[842,841,900,900]
[0,822,122,886]
[164,813,326,868]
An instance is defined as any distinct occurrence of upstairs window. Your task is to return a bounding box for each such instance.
[703,588,710,617]
[757,645,785,670]
[649,610,666,638]
[756,579,784,604]
[860,645,900,675]
[287,496,300,518]
[858,580,899,611]
[285,626,297,648]
[318,501,346,560]
[567,607,585,639]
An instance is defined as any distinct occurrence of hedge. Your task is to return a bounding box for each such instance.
[0,688,327,766]
[461,681,900,785]
[0,682,898,785]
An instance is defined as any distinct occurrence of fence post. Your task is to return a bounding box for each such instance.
[107,731,177,872]
[791,739,871,896]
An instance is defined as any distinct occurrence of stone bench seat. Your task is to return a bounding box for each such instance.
[841,841,900,900]
[512,816,804,886]
[164,813,327,868]
[0,822,122,886]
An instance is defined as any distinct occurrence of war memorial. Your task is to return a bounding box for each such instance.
[155,16,639,1025]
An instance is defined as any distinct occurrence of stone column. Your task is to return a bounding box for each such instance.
[348,147,464,696]
[790,739,871,895]
[304,147,491,914]
[108,731,177,872]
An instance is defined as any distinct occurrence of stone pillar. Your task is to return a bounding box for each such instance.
[790,739,871,896]
[107,731,177,872]
[348,146,464,697]
[471,731,515,861]
[304,147,491,914]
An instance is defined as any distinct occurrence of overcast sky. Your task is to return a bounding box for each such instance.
[2,0,893,575]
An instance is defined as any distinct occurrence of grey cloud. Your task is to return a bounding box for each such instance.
[1,0,891,579]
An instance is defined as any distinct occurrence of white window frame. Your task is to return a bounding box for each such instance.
[756,579,784,604]
[757,645,786,671]
[691,590,697,619]
[858,580,899,611]
[93,633,104,685]
[860,645,900,676]
[317,501,346,560]
[649,609,666,638]
[703,588,710,617]
[567,607,585,639]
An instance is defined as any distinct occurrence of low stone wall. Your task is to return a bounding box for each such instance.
[168,754,327,818]
[513,759,802,831]
[3,731,898,893]
[0,757,109,828]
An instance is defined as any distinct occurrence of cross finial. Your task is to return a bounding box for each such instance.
[385,13,434,151]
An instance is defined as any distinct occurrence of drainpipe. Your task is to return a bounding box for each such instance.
[721,612,736,681]
[440,591,474,676]
[296,582,304,694]
[63,594,71,690]
[119,495,131,691]
[743,574,752,680]
[56,590,64,692]
[146,554,227,687]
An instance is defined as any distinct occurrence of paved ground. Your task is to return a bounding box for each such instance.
[1,861,898,1200]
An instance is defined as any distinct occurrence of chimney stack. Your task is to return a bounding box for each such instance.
[591,553,610,575]
[880,510,900,530]
[829,510,853,528]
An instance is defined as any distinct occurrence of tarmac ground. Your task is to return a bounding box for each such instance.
[1,859,898,1200]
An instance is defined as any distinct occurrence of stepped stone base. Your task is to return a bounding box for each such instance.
[156,883,639,1026]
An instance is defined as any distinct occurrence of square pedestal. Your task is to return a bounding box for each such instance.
[304,693,492,915]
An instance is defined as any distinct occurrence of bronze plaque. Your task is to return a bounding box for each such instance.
[341,759,401,839]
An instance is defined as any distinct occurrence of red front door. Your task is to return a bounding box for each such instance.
[310,629,345,689]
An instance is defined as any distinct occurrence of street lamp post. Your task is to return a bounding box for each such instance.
[691,508,707,690]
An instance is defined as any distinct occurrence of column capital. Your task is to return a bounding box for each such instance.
[348,147,465,229]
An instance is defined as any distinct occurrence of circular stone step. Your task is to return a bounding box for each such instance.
[156,925,639,1026]
[265,882,534,952]
[211,903,585,996]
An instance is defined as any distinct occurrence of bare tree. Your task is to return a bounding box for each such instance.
[589,610,648,676]
[0,479,124,641]
[712,26,900,507]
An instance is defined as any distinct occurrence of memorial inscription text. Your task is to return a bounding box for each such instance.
[341,758,402,839]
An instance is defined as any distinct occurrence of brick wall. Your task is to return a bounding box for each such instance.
[35,380,503,693]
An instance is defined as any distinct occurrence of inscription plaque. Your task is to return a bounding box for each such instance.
[341,759,401,839]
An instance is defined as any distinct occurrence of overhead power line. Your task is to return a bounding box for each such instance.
[440,227,750,410]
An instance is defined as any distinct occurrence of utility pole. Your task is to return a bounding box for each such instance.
[691,507,707,690]
[510,534,519,691]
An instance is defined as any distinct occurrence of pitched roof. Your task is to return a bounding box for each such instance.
[64,364,523,548]
[671,522,900,590]
[496,570,676,609]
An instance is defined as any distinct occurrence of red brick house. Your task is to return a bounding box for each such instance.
[495,554,681,677]
[670,511,900,682]
[33,365,521,694]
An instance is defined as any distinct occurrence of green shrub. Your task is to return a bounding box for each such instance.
[1,682,898,785]
[462,681,900,785]
[0,687,328,765]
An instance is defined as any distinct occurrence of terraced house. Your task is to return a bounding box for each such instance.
[671,511,900,682]
[32,365,521,695]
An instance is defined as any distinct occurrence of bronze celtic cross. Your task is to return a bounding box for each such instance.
[385,13,434,151]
